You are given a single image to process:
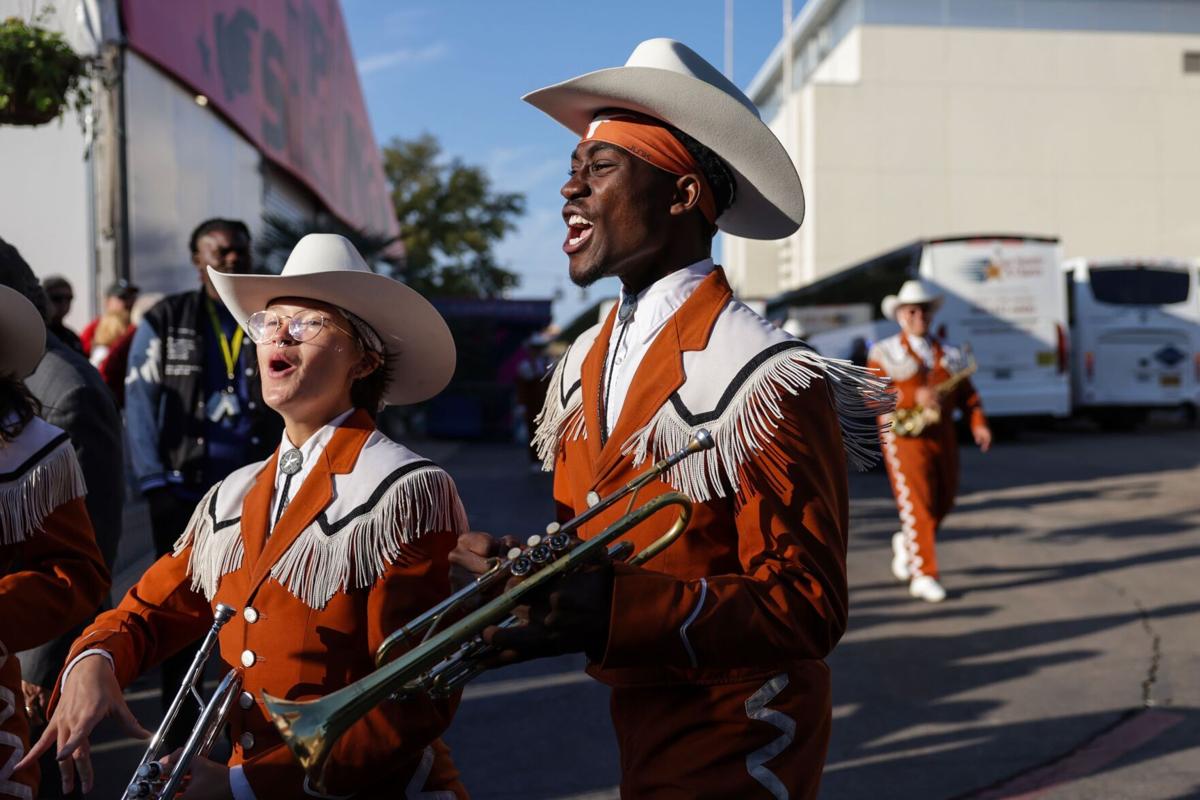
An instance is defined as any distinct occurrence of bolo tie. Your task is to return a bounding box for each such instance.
[273,447,304,531]
[600,292,637,445]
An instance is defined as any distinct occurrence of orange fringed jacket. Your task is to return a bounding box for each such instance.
[534,269,891,799]
[1,418,109,799]
[56,411,469,798]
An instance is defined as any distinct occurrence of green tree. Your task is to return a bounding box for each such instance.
[383,133,524,297]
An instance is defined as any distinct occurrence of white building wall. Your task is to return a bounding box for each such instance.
[0,0,99,330]
[726,21,1200,298]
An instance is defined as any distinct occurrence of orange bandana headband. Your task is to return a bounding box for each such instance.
[582,114,718,223]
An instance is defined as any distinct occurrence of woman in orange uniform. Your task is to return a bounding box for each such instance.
[25,235,470,798]
[0,285,109,799]
[868,280,992,603]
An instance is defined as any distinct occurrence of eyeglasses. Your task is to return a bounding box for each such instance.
[244,309,355,345]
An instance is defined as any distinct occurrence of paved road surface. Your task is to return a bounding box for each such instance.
[82,421,1200,798]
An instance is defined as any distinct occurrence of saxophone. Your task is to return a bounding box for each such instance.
[891,360,977,437]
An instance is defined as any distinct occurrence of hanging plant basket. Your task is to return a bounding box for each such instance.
[0,9,91,127]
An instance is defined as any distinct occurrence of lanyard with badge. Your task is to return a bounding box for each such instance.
[205,297,245,423]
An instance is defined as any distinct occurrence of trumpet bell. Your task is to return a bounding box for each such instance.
[261,692,331,774]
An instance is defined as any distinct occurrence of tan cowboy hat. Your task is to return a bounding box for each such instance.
[209,234,455,406]
[0,284,46,379]
[523,38,804,240]
[882,279,944,321]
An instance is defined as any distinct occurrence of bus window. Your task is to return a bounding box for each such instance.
[1088,267,1190,305]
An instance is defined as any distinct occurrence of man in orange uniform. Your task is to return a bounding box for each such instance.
[868,279,992,603]
[453,40,890,799]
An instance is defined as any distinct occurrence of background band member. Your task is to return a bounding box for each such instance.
[0,236,126,798]
[453,39,890,799]
[0,285,110,799]
[869,279,992,603]
[25,235,469,798]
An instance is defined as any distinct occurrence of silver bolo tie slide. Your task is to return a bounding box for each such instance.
[274,448,304,528]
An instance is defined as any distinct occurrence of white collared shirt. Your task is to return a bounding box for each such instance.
[270,408,356,531]
[602,258,715,436]
[905,333,936,369]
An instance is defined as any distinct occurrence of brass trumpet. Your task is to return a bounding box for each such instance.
[262,428,714,791]
[124,604,243,799]
[891,360,977,437]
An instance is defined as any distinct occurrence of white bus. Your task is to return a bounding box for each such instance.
[769,234,1071,419]
[1063,258,1200,428]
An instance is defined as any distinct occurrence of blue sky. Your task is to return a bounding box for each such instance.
[342,0,790,324]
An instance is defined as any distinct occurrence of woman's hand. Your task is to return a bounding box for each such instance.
[160,751,233,799]
[16,654,151,794]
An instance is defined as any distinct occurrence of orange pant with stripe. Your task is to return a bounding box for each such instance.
[881,426,959,580]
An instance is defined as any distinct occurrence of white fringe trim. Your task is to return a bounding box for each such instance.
[172,482,245,600]
[621,348,895,502]
[0,441,86,545]
[268,467,469,610]
[532,356,585,471]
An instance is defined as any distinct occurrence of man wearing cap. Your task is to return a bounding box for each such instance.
[869,280,992,603]
[453,39,890,798]
[80,278,138,355]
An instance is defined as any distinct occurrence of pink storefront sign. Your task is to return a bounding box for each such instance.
[122,0,398,237]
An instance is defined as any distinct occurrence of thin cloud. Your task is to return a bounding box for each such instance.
[358,42,448,76]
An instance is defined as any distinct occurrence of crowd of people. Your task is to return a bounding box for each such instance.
[0,39,991,800]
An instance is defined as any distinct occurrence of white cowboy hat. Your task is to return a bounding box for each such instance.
[0,284,46,379]
[523,38,804,240]
[882,279,944,321]
[209,234,455,406]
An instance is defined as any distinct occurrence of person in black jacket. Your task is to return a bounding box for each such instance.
[124,218,281,739]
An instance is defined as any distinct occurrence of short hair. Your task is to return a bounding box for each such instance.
[0,236,49,321]
[189,218,251,254]
[666,127,737,222]
[42,274,72,294]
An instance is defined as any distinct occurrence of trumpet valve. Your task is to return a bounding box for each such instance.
[510,556,534,577]
[506,547,522,561]
[526,534,542,548]
[545,522,561,535]
[547,532,571,551]
[529,544,552,564]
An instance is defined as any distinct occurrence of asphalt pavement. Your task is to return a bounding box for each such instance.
[84,418,1200,799]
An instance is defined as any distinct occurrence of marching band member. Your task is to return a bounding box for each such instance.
[24,235,470,798]
[453,40,891,799]
[868,280,992,603]
[0,285,109,799]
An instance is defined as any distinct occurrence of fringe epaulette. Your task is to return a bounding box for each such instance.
[0,417,86,545]
[268,465,468,609]
[532,336,591,470]
[173,450,469,610]
[533,302,895,503]
[623,343,894,502]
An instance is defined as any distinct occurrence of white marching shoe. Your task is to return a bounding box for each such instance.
[890,533,910,582]
[909,575,947,603]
